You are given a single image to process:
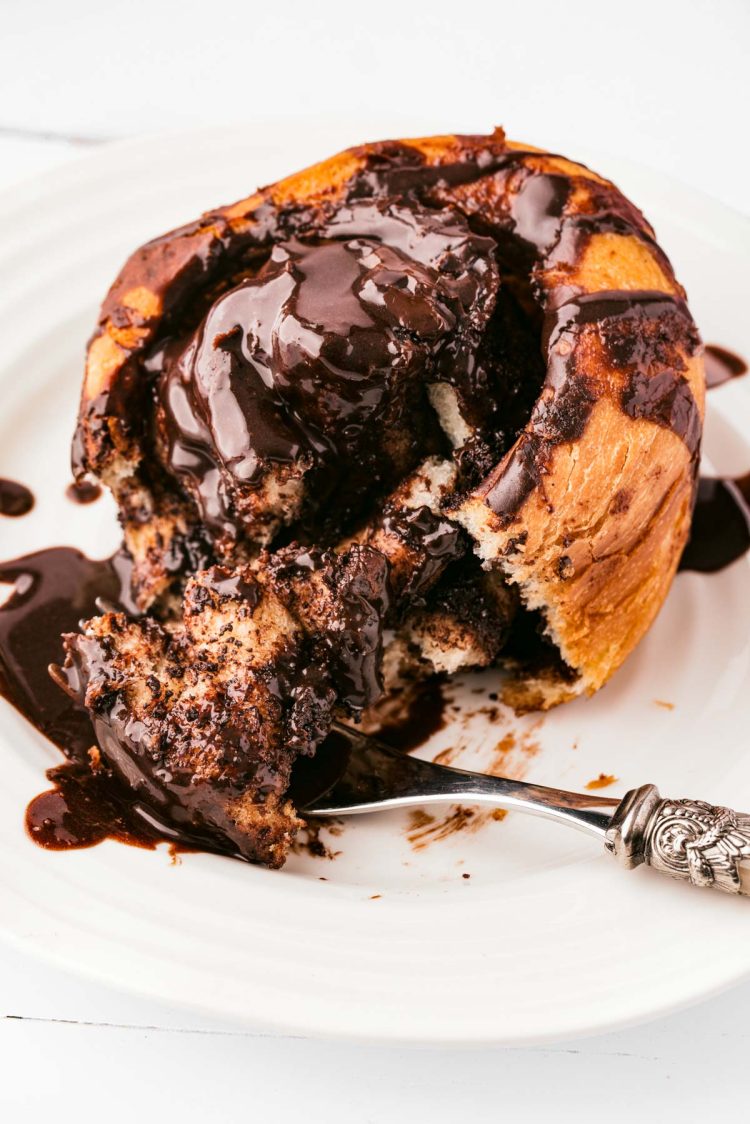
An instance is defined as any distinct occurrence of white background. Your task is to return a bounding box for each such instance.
[1,0,749,1118]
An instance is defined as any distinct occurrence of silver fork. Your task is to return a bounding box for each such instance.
[296,723,750,898]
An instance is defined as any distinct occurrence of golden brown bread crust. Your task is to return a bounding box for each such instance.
[76,128,704,706]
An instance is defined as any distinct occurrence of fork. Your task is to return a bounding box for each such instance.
[295,723,750,898]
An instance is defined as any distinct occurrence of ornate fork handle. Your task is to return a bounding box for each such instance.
[606,785,750,896]
[306,727,750,898]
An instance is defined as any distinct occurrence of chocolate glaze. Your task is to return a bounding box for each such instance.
[391,142,667,284]
[75,136,699,565]
[54,563,339,865]
[11,461,749,859]
[267,543,391,713]
[319,548,392,712]
[350,141,661,271]
[379,505,465,601]
[0,478,34,518]
[679,473,750,574]
[704,344,748,389]
[75,133,680,509]
[65,479,102,504]
[153,199,498,544]
[622,369,701,453]
[0,546,336,860]
[346,139,515,201]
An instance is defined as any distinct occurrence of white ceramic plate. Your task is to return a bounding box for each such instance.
[1,125,749,1045]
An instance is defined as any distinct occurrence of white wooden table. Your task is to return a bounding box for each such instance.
[1,2,749,1117]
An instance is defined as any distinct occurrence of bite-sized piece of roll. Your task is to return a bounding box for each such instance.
[53,567,335,866]
[263,543,390,714]
[362,457,465,603]
[402,561,518,676]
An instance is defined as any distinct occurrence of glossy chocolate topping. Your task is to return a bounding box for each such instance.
[153,200,498,543]
[379,505,465,601]
[10,454,748,860]
[75,134,689,506]
[348,142,658,269]
[26,761,172,852]
[53,557,342,865]
[0,478,34,518]
[0,549,336,862]
[266,543,391,713]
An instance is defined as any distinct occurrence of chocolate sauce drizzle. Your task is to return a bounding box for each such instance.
[152,198,498,545]
[379,506,465,601]
[77,134,687,548]
[704,344,748,389]
[0,478,34,518]
[679,474,750,574]
[0,547,133,754]
[675,346,750,571]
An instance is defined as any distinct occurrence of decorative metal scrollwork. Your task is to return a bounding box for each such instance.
[644,798,750,895]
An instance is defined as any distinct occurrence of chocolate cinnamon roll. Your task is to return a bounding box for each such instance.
[63,128,704,862]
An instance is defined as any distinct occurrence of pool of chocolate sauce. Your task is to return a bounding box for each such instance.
[0,478,34,517]
[704,344,748,390]
[368,680,447,753]
[679,473,750,574]
[65,479,102,505]
[0,547,179,853]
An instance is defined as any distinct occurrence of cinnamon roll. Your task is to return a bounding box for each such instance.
[62,129,704,862]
